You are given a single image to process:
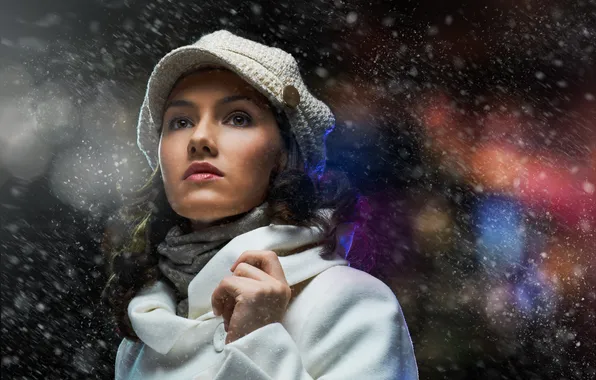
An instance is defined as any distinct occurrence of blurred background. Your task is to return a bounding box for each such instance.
[1,0,594,378]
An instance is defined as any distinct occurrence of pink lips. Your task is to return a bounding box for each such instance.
[185,173,221,183]
[183,161,224,181]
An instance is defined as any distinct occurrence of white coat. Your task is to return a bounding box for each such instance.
[114,222,419,379]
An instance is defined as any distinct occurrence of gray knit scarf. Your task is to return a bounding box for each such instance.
[157,201,271,318]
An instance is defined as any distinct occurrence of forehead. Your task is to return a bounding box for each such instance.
[167,68,269,105]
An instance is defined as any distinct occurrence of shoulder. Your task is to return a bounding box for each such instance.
[309,265,398,306]
[294,265,419,379]
[294,264,403,334]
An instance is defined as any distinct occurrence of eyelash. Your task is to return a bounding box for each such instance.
[226,112,253,127]
[168,117,192,130]
[167,112,254,130]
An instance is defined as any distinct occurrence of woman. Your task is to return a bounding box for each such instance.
[102,29,418,379]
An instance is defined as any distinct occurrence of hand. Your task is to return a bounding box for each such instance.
[211,250,292,344]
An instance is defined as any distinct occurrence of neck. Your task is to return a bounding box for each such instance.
[188,210,252,232]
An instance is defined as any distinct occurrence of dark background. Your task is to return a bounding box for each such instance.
[1,0,595,379]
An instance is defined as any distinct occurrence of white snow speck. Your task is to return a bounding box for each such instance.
[382,17,395,27]
[346,12,358,24]
[250,3,262,15]
[427,25,439,36]
[315,67,329,78]
[34,13,61,27]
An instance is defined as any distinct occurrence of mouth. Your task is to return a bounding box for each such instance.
[185,172,222,183]
[183,161,224,181]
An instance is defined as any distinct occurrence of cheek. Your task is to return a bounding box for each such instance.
[225,136,281,189]
[159,138,184,187]
[233,137,280,171]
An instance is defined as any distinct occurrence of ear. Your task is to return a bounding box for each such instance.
[277,151,289,172]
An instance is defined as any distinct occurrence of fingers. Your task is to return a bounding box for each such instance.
[225,316,247,344]
[212,251,291,341]
[230,250,288,283]
[211,275,257,318]
[221,295,234,332]
[232,262,272,282]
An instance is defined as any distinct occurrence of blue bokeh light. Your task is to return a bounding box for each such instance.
[474,196,525,274]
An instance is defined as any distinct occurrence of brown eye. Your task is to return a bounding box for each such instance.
[226,112,252,127]
[168,117,192,130]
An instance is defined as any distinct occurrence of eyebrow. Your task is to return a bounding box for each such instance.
[163,95,266,112]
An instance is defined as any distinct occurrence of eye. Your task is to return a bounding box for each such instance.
[168,117,193,130]
[226,112,253,127]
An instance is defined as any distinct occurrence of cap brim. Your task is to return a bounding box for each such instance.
[145,46,286,125]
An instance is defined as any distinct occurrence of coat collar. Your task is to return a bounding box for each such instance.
[128,221,356,355]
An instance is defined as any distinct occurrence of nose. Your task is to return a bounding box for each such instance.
[188,117,218,157]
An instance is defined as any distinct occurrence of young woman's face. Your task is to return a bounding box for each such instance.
[158,68,287,228]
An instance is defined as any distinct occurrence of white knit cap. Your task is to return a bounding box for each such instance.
[136,29,335,178]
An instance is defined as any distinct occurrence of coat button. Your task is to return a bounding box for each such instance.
[282,85,300,108]
[213,322,227,352]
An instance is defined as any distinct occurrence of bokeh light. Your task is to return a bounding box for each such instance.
[80,81,137,147]
[48,143,148,214]
[31,81,79,146]
[474,196,525,276]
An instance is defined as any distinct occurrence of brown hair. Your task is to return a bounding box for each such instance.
[100,100,359,341]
